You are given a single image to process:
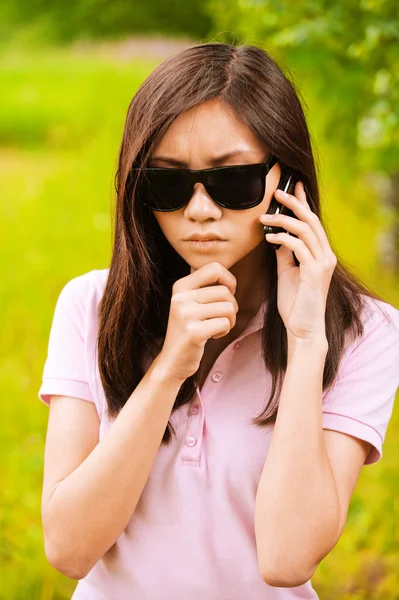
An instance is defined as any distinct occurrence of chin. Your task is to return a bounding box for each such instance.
[191,255,242,271]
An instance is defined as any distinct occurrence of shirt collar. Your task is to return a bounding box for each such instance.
[238,298,268,340]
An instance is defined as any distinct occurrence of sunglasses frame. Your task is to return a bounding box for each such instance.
[130,154,278,211]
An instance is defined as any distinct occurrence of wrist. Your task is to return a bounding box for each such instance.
[150,354,185,388]
[287,334,328,356]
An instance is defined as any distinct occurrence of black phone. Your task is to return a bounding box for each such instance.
[263,171,298,251]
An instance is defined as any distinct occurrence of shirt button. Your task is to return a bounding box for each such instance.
[187,435,197,446]
[233,341,240,350]
[211,371,223,383]
[190,406,199,415]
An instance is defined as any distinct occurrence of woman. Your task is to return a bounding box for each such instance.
[38,42,399,599]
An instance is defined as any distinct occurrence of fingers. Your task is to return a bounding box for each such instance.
[178,262,237,296]
[260,181,332,262]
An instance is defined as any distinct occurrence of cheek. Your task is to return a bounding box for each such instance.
[231,214,265,249]
[153,212,168,234]
[153,213,180,245]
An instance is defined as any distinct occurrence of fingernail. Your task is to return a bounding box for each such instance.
[276,189,288,197]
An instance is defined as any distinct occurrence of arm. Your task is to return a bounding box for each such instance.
[254,337,340,587]
[256,176,386,587]
[42,354,182,580]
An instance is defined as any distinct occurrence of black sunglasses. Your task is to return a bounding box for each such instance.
[130,154,278,212]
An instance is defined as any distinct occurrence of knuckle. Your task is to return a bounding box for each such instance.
[171,292,187,313]
[217,263,225,277]
[328,258,337,270]
[186,320,199,339]
[228,303,236,315]
[172,281,181,295]
[171,291,182,304]
[221,285,230,297]
[324,254,337,269]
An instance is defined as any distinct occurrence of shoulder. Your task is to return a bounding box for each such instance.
[360,293,399,326]
[59,268,109,310]
[62,267,109,294]
[330,293,399,392]
[321,294,399,464]
[359,294,399,345]
[344,294,399,356]
[52,268,110,341]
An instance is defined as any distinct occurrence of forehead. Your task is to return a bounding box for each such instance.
[153,98,267,160]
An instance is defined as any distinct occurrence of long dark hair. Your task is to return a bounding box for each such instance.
[97,41,391,445]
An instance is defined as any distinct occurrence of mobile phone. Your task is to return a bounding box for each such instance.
[263,172,298,251]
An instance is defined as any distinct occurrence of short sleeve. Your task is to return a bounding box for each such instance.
[38,275,95,406]
[321,300,399,465]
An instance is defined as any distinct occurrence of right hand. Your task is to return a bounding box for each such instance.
[155,261,239,384]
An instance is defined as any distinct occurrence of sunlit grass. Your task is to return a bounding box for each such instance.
[0,43,398,599]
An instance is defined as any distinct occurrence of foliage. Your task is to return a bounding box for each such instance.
[0,0,211,45]
[204,0,399,174]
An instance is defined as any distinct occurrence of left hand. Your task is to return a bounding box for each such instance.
[260,181,337,344]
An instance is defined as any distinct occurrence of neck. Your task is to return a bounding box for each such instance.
[229,241,268,319]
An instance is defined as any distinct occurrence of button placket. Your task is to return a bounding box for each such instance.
[211,371,223,383]
[202,342,237,395]
[180,334,248,467]
[181,396,204,466]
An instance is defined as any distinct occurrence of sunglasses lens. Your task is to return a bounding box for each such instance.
[208,165,264,208]
[138,170,191,211]
[136,164,265,211]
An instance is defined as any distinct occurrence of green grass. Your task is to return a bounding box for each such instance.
[0,42,398,599]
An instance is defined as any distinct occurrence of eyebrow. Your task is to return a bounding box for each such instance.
[150,150,260,167]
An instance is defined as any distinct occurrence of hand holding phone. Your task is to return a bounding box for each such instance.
[263,173,298,250]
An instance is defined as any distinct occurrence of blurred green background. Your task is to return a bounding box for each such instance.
[1,1,398,598]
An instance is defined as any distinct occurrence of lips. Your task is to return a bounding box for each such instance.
[186,239,226,250]
[185,234,224,241]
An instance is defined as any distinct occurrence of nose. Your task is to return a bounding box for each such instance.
[183,182,221,220]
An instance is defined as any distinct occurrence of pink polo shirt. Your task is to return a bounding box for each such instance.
[38,268,399,599]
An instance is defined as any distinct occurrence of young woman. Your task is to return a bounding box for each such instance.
[38,42,399,599]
